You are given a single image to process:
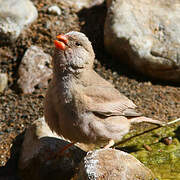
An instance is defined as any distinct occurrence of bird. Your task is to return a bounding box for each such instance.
[44,31,164,150]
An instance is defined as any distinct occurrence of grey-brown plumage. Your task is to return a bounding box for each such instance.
[44,31,163,147]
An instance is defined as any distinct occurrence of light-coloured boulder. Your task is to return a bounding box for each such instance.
[0,0,38,41]
[0,73,8,92]
[77,149,154,180]
[18,117,86,180]
[18,46,52,94]
[104,0,180,83]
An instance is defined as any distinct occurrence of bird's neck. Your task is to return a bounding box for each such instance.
[53,67,83,82]
[53,71,73,84]
[52,72,73,103]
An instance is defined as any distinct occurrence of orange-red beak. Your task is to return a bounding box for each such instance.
[54,34,68,50]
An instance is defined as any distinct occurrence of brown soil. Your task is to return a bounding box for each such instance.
[0,0,179,179]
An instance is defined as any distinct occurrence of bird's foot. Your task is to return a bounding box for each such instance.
[46,142,75,161]
[104,139,115,149]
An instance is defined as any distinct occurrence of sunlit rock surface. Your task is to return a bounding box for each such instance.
[105,0,180,83]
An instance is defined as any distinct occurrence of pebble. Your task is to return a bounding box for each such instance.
[60,0,104,12]
[163,137,173,145]
[48,5,61,15]
[0,73,8,92]
[143,144,152,151]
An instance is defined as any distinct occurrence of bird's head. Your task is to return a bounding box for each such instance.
[53,31,95,74]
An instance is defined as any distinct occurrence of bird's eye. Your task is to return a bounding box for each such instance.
[75,42,82,46]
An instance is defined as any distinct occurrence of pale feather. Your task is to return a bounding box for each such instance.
[79,70,141,117]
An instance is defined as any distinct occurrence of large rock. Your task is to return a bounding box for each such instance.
[104,0,180,83]
[77,149,154,180]
[18,46,52,94]
[18,117,86,180]
[0,0,38,41]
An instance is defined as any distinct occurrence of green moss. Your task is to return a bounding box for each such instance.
[116,123,180,180]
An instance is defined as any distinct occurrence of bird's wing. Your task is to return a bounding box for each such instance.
[82,85,141,117]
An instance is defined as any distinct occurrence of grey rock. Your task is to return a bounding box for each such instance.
[0,73,8,92]
[0,0,38,41]
[104,0,180,83]
[48,5,61,15]
[18,117,86,180]
[18,46,52,94]
[77,149,154,180]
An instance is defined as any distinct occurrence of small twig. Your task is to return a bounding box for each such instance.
[166,118,180,125]
[113,118,180,148]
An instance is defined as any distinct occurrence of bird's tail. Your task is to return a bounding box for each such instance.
[130,117,180,126]
[130,116,165,126]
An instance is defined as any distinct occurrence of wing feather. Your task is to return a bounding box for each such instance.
[82,85,141,117]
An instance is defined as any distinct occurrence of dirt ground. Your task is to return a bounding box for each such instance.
[0,0,179,179]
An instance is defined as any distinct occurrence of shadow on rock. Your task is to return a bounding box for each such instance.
[0,132,25,180]
[19,137,86,180]
[116,145,140,154]
[77,3,144,81]
[18,117,86,180]
[78,3,107,58]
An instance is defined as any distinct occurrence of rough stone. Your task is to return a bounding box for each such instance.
[18,46,52,94]
[18,117,86,180]
[77,149,155,180]
[0,73,8,92]
[0,0,38,41]
[104,0,180,83]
